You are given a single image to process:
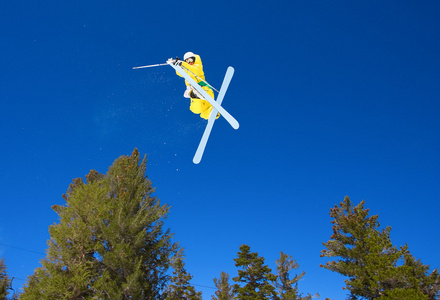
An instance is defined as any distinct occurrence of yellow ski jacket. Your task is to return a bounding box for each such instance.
[176,54,206,87]
[176,54,216,120]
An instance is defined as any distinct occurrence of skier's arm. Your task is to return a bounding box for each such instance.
[179,62,202,85]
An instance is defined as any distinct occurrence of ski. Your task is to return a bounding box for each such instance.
[193,67,235,164]
[167,61,239,130]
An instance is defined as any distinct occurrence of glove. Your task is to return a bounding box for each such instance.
[174,57,182,66]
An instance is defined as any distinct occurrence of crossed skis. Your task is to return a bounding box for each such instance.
[134,61,238,164]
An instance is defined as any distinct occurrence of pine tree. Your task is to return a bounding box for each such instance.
[21,149,179,299]
[0,258,16,300]
[0,258,11,300]
[212,271,235,300]
[164,253,202,300]
[320,196,440,300]
[275,252,315,300]
[232,244,278,300]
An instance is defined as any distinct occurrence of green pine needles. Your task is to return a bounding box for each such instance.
[21,149,179,300]
[320,196,440,300]
[232,244,278,300]
[164,253,202,300]
[12,151,439,299]
[0,258,15,300]
[228,245,315,300]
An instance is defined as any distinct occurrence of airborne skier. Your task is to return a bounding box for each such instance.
[168,52,217,120]
[133,55,238,163]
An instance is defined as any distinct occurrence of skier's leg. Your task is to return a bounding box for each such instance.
[199,88,217,120]
[190,98,203,114]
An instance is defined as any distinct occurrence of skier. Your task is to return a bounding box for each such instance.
[170,52,217,120]
[133,55,238,163]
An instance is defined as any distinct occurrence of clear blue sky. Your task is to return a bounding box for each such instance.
[1,0,439,298]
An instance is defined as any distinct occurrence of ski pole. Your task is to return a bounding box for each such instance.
[133,63,168,69]
[134,60,220,93]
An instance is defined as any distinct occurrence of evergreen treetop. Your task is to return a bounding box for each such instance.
[164,251,202,300]
[321,196,440,300]
[212,271,234,300]
[232,244,278,300]
[21,149,179,300]
[1,258,11,300]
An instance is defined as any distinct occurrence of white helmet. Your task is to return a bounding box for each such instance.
[184,52,196,61]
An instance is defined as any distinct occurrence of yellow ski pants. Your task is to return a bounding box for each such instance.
[189,86,218,120]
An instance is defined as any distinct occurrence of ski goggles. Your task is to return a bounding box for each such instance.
[185,57,195,63]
